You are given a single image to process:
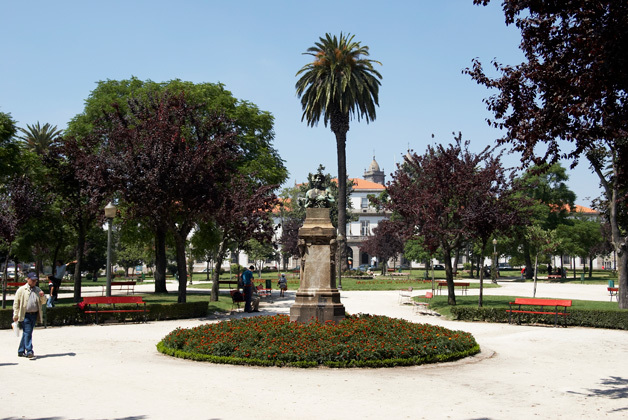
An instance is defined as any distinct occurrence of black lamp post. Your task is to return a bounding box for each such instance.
[105,202,117,297]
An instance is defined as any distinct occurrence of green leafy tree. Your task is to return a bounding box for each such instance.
[296,33,382,272]
[556,218,604,278]
[0,111,20,183]
[190,221,221,281]
[526,225,560,297]
[510,164,575,278]
[245,238,277,275]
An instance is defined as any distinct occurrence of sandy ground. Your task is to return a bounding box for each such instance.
[1,281,627,420]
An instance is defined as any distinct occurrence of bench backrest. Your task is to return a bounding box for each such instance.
[111,281,136,286]
[83,296,144,304]
[514,298,572,307]
[7,282,26,287]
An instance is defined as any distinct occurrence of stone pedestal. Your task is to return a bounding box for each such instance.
[289,208,346,324]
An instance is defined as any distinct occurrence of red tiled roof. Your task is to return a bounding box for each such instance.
[349,178,386,190]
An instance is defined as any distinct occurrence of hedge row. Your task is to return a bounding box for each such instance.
[0,301,208,329]
[450,307,628,330]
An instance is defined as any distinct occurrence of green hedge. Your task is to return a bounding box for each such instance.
[450,307,628,330]
[0,301,208,329]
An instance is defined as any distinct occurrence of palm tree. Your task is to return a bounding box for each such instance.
[17,122,63,155]
[295,32,382,277]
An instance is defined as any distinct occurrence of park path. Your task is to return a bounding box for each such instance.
[1,282,626,419]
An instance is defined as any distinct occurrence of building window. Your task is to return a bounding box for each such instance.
[361,220,370,236]
[361,197,369,209]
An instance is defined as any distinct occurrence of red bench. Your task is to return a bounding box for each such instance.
[82,296,146,324]
[101,281,136,296]
[547,274,563,281]
[507,298,572,327]
[6,281,26,291]
[608,287,619,301]
[437,281,469,295]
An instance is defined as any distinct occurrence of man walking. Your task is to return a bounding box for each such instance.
[13,272,47,358]
[242,265,255,313]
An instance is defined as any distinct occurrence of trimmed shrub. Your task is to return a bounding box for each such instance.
[451,307,628,330]
[0,301,208,329]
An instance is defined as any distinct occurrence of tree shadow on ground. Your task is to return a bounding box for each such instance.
[568,376,628,412]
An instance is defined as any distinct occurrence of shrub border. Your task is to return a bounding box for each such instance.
[0,301,208,329]
[450,307,628,330]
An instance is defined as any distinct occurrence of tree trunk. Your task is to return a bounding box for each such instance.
[332,117,349,284]
[533,253,538,298]
[442,247,456,305]
[154,226,168,293]
[210,242,228,302]
[73,221,86,303]
[173,229,189,303]
[478,261,484,308]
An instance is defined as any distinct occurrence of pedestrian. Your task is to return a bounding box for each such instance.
[13,272,47,358]
[547,263,552,275]
[242,265,255,313]
[521,267,526,279]
[47,259,75,307]
[278,273,288,297]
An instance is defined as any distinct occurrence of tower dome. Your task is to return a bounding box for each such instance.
[363,156,385,185]
[368,157,380,172]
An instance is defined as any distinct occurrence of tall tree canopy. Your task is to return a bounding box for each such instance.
[467,0,628,307]
[67,78,287,293]
[87,91,255,303]
[384,133,524,305]
[296,33,382,272]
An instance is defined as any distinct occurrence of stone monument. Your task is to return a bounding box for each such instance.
[290,174,346,324]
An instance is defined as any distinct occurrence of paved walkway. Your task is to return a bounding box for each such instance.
[1,282,627,419]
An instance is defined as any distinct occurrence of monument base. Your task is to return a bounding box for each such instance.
[289,208,346,324]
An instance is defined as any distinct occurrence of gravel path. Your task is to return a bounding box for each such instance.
[1,281,626,419]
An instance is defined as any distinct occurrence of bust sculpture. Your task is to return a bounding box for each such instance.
[298,173,335,208]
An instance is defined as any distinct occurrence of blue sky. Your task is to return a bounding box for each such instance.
[1,0,600,206]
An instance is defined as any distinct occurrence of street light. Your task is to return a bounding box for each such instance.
[492,238,498,284]
[104,202,117,297]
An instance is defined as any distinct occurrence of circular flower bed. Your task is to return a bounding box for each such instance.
[157,314,480,368]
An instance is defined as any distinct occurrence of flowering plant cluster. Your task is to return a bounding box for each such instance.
[157,314,480,368]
